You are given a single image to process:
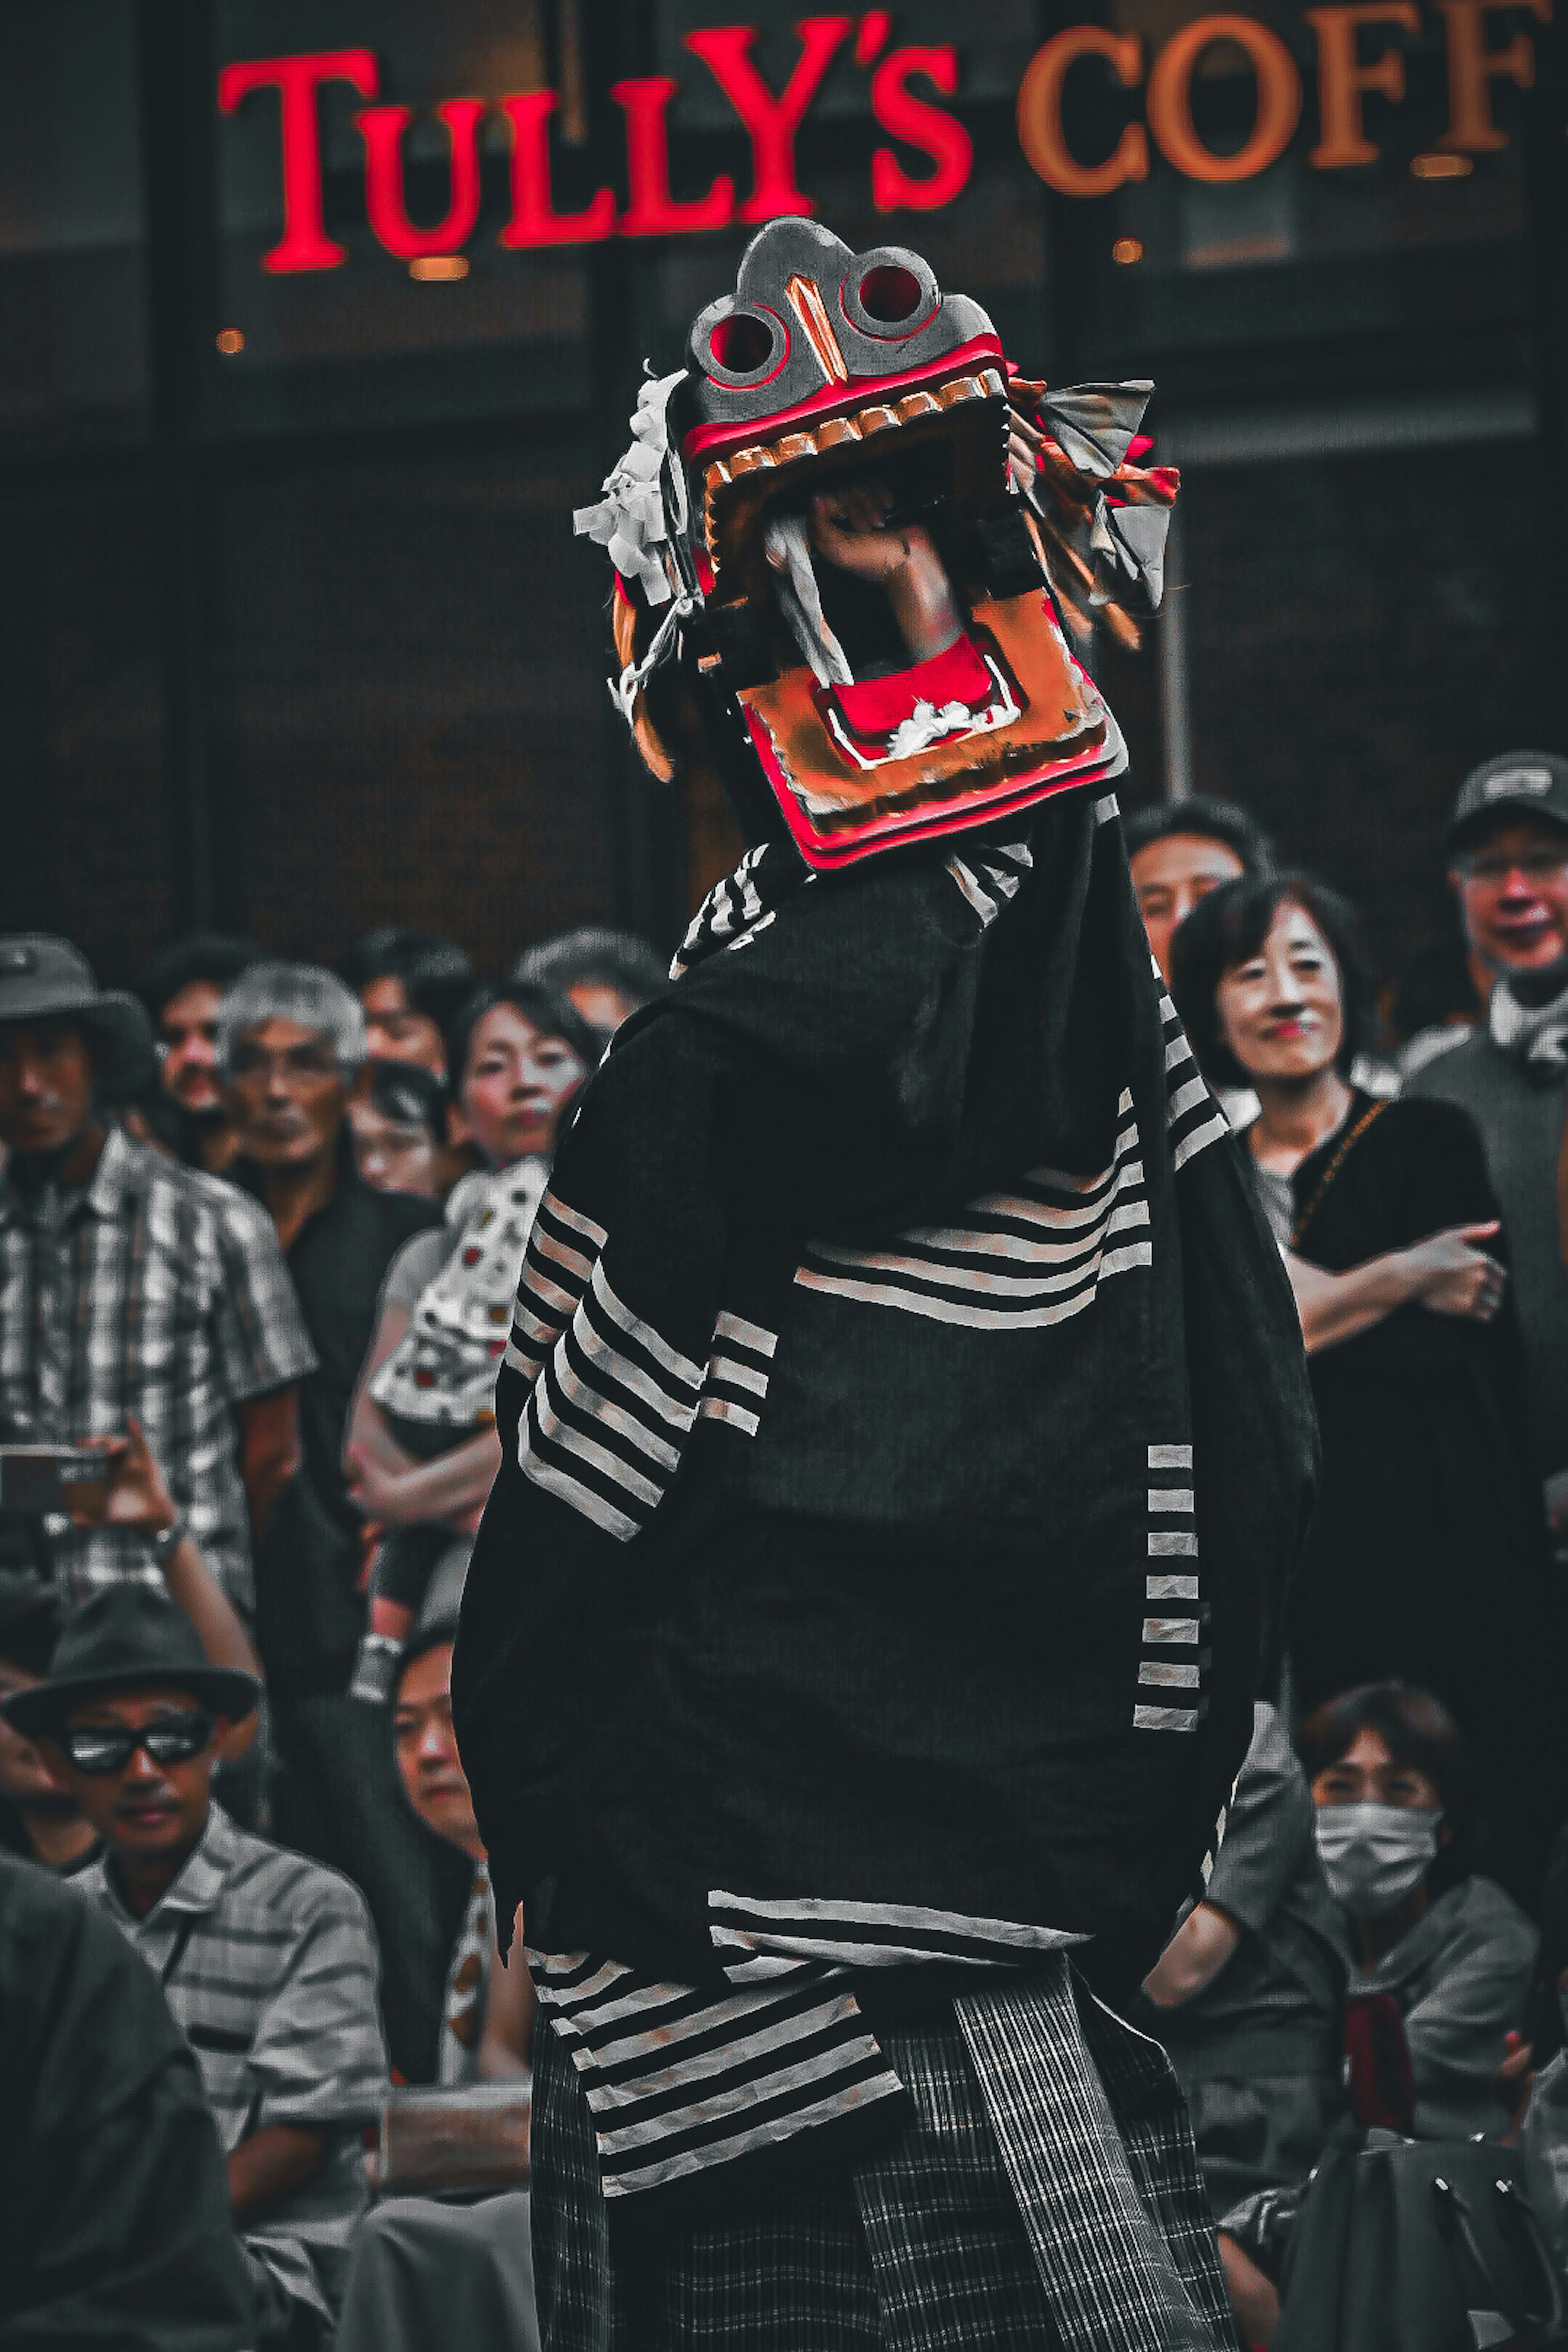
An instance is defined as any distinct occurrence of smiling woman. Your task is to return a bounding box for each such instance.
[1172,874,1565,1902]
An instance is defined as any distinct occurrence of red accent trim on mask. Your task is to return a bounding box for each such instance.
[679,332,1004,462]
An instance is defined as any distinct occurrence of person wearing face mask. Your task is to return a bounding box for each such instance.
[1300,1682,1537,2143]
[343,984,595,1702]
[1172,875,1560,1904]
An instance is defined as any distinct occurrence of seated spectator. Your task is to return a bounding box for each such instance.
[344,984,592,1697]
[1142,1702,1346,2218]
[512,924,666,1045]
[0,1416,261,1868]
[5,1586,389,2349]
[137,931,262,1174]
[1521,1833,1568,2280]
[333,1618,538,2352]
[0,1574,89,1868]
[350,1061,447,1202]
[1123,795,1276,986]
[393,1616,532,2082]
[1301,1681,1537,2141]
[1172,875,1560,1900]
[0,1847,252,2350]
[0,933,312,1614]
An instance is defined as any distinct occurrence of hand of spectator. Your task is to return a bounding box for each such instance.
[1401,1222,1507,1320]
[1498,2028,1534,2143]
[345,1444,401,1522]
[67,1416,178,1535]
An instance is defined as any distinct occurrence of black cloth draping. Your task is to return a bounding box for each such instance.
[0,1851,252,2348]
[456,796,1319,2009]
[1283,1092,1561,1900]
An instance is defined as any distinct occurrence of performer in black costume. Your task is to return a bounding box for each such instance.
[455,218,1317,2350]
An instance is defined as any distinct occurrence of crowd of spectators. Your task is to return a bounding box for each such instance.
[3,761,1568,2348]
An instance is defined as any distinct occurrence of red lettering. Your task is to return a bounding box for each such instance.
[217,49,379,273]
[611,77,736,234]
[357,98,485,259]
[684,18,854,221]
[870,47,972,211]
[499,91,617,245]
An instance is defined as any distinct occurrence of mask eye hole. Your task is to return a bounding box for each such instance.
[710,313,773,374]
[858,265,922,325]
[840,249,939,340]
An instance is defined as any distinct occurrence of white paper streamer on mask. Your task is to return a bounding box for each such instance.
[764,515,854,688]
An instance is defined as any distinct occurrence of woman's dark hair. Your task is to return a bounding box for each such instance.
[340,927,478,1038]
[1296,1681,1486,1889]
[1169,871,1374,1091]
[366,1059,447,1140]
[1122,795,1277,877]
[444,980,599,1098]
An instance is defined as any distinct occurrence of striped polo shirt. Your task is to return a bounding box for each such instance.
[83,1807,389,2321]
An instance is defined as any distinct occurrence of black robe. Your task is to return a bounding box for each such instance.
[1283,1091,1560,1901]
[455,794,1318,2011]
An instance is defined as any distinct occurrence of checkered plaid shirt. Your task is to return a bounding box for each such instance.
[83,1807,389,2321]
[0,1125,315,1609]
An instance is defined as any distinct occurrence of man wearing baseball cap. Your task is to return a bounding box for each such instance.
[0,933,314,1621]
[1409,753,1568,1512]
[4,1583,389,2349]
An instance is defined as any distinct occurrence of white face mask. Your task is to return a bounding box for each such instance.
[1314,1802,1442,1918]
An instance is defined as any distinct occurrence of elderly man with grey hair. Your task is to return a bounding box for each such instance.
[220,963,452,2076]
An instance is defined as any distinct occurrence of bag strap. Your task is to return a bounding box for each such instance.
[1432,2172,1568,2343]
[1290,1099,1388,1251]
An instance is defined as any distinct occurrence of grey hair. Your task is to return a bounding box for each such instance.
[215,961,367,1081]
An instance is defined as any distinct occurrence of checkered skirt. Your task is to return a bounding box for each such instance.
[531,1969,1238,2352]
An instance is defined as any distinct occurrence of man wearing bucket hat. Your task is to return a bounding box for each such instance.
[4,1583,390,2349]
[0,932,314,1616]
[1409,755,1568,1519]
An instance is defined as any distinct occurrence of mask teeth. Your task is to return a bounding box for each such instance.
[700,369,1008,573]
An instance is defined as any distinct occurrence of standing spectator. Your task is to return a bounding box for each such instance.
[1124,796,1276,986]
[1172,874,1559,1900]
[511,925,666,1045]
[0,1847,253,2350]
[217,962,439,1704]
[345,983,593,1695]
[137,932,261,1174]
[218,961,454,2081]
[349,1062,447,1203]
[1408,753,1568,1517]
[8,1585,390,2349]
[1388,933,1486,1080]
[0,934,313,1613]
[341,928,478,1079]
[1301,1682,1537,2141]
[341,929,480,1198]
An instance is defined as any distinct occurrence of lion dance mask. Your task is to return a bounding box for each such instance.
[576,216,1178,871]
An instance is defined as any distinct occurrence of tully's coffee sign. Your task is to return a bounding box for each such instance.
[218,5,1548,272]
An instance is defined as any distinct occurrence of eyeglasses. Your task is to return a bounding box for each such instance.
[1457,850,1568,884]
[60,1712,216,1774]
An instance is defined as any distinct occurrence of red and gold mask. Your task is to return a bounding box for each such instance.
[577,217,1177,872]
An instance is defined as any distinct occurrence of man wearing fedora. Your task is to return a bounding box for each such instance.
[0,933,314,1616]
[3,1582,390,2348]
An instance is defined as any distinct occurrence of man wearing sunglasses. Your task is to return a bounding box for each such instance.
[2,1583,389,2352]
[1409,753,1568,1544]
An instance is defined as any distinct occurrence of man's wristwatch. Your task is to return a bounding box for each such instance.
[150,1513,187,1562]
